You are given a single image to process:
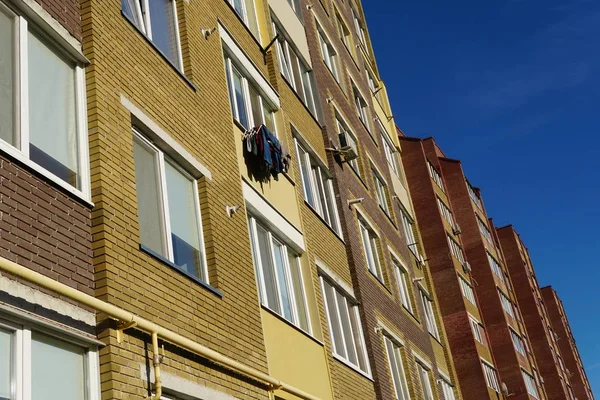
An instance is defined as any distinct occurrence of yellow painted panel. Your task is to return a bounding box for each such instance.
[431,336,448,371]
[235,126,302,228]
[262,310,334,400]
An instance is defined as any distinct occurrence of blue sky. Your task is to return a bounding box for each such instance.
[362,0,600,395]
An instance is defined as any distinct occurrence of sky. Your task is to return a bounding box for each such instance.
[362,0,600,396]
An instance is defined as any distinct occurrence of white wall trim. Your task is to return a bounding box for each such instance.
[242,182,305,251]
[120,95,212,180]
[140,364,240,400]
[412,350,433,370]
[438,369,452,383]
[0,273,96,326]
[377,319,405,346]
[355,206,380,237]
[315,259,355,300]
[218,23,280,108]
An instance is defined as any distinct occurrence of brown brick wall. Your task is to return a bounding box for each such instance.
[34,0,81,40]
[0,153,94,297]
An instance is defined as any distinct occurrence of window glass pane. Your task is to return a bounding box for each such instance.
[0,328,11,400]
[336,293,358,365]
[323,282,345,357]
[31,333,85,400]
[232,67,249,128]
[256,224,280,313]
[297,146,315,206]
[349,306,368,371]
[148,0,179,68]
[262,99,275,134]
[28,31,78,188]
[288,253,309,331]
[133,137,167,257]
[165,161,204,278]
[272,239,293,321]
[243,0,259,38]
[0,8,15,146]
[249,84,262,128]
[248,219,265,303]
[122,0,144,32]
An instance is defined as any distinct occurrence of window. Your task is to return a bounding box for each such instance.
[320,278,370,375]
[522,370,540,399]
[372,167,390,215]
[122,0,183,69]
[132,131,208,281]
[437,198,454,226]
[393,257,413,312]
[359,219,384,282]
[224,56,276,133]
[482,361,500,392]
[420,289,440,339]
[225,0,259,38]
[487,253,505,284]
[0,319,99,400]
[428,161,444,191]
[379,122,399,175]
[440,379,456,400]
[401,211,419,257]
[295,140,342,235]
[384,337,411,400]
[467,180,483,209]
[417,363,435,400]
[336,13,352,50]
[248,216,310,332]
[351,8,367,47]
[0,3,89,197]
[366,66,378,93]
[353,83,370,128]
[459,276,476,306]
[510,329,526,356]
[477,217,493,244]
[317,24,341,82]
[336,116,360,173]
[447,235,465,264]
[273,23,319,117]
[498,289,515,317]
[470,317,484,344]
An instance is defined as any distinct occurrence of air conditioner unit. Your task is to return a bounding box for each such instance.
[338,132,359,162]
[452,223,462,235]
[462,261,472,273]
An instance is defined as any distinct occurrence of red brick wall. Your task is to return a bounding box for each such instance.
[0,154,94,296]
[31,0,81,40]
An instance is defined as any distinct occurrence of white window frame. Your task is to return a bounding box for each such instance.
[481,360,500,392]
[392,255,413,313]
[0,317,100,400]
[352,81,370,128]
[317,22,341,83]
[384,336,411,400]
[439,377,456,400]
[122,0,183,70]
[417,362,435,400]
[226,0,260,40]
[467,180,483,209]
[477,217,493,244]
[498,289,515,318]
[295,138,342,236]
[459,276,477,306]
[428,161,444,191]
[420,288,440,340]
[401,211,419,258]
[510,329,526,356]
[351,7,367,48]
[469,315,484,344]
[320,277,371,376]
[248,215,311,333]
[336,12,352,51]
[437,198,454,226]
[0,2,91,202]
[487,252,505,284]
[447,235,465,264]
[132,130,209,282]
[379,122,399,175]
[359,218,385,282]
[522,369,540,399]
[372,166,390,215]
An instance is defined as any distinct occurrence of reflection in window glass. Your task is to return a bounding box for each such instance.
[0,328,11,400]
[0,8,15,146]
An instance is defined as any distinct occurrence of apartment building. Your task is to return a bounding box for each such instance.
[497,226,575,400]
[302,2,463,399]
[0,0,100,399]
[399,136,547,400]
[541,286,595,400]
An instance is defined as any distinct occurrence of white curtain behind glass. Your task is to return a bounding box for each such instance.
[28,31,78,176]
[31,333,85,400]
[0,329,11,400]
[0,9,14,146]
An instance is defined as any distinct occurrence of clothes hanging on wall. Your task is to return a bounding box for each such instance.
[243,125,290,183]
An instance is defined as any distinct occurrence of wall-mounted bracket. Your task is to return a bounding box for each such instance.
[116,320,137,343]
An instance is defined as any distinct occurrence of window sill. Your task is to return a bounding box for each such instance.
[304,200,345,244]
[0,141,93,208]
[122,12,198,92]
[332,353,373,381]
[261,305,324,346]
[139,244,224,298]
